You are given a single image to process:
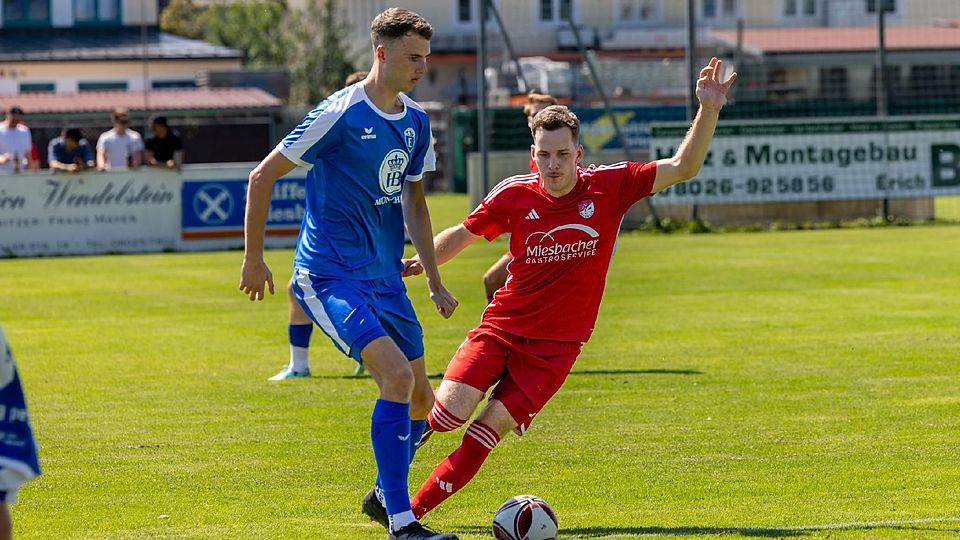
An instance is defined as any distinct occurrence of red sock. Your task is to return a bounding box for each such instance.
[411,421,500,518]
[427,400,466,432]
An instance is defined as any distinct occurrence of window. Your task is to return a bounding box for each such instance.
[3,0,49,27]
[78,81,128,91]
[866,0,896,13]
[74,0,120,24]
[819,67,848,100]
[19,82,55,93]
[152,80,196,89]
[538,0,575,23]
[784,0,817,18]
[451,0,496,26]
[619,0,658,22]
[702,0,737,20]
[457,0,470,22]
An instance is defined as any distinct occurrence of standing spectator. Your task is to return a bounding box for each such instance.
[0,107,33,174]
[48,128,96,173]
[144,115,183,170]
[96,108,144,171]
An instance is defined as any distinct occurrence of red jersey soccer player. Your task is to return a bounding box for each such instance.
[362,58,736,524]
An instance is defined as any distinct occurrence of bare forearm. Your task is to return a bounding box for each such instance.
[404,195,442,281]
[674,106,720,177]
[243,170,274,261]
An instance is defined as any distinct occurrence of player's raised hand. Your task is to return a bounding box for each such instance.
[696,57,737,112]
[239,258,275,301]
[428,281,459,319]
[401,258,424,278]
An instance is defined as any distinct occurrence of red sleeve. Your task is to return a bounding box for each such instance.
[463,199,508,241]
[618,161,657,211]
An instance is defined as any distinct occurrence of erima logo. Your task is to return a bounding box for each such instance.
[361,127,377,140]
[524,224,600,264]
[437,478,453,493]
[398,434,410,441]
[378,149,409,196]
[525,209,540,220]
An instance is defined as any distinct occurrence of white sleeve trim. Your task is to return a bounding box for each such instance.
[277,142,313,170]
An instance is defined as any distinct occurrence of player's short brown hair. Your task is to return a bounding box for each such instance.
[370,8,433,46]
[111,107,129,123]
[530,105,579,141]
[344,71,369,86]
[523,93,558,118]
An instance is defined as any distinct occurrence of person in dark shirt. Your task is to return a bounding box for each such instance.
[47,128,95,173]
[145,115,183,170]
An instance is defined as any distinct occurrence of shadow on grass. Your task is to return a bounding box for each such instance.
[314,368,703,380]
[455,522,959,538]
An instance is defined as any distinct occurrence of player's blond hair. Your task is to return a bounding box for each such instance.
[344,71,369,86]
[523,93,558,118]
[529,105,579,141]
[370,8,433,46]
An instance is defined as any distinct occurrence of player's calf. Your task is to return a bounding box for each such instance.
[426,400,465,433]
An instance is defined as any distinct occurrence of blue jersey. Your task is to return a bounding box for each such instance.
[278,83,436,279]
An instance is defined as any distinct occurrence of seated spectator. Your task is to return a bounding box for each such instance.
[144,115,183,170]
[0,106,33,174]
[48,128,95,173]
[96,108,143,171]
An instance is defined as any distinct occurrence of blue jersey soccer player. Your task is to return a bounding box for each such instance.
[239,8,459,540]
[0,325,41,540]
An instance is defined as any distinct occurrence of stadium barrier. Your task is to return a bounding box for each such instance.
[0,164,306,258]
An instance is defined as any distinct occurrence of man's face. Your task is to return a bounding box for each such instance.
[532,127,582,197]
[151,124,167,138]
[379,33,430,93]
[65,138,78,151]
[5,110,21,126]
[114,114,129,133]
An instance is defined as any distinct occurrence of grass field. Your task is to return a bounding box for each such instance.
[3,193,960,539]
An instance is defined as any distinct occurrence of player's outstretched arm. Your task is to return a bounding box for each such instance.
[401,179,459,318]
[652,57,736,193]
[240,148,296,301]
[402,223,482,277]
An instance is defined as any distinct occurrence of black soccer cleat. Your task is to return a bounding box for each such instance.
[415,425,435,450]
[389,521,458,540]
[361,486,389,530]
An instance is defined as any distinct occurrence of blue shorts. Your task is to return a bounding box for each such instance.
[291,268,425,363]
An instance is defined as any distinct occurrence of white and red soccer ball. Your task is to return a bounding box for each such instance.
[492,495,558,540]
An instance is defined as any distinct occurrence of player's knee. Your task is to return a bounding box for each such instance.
[427,400,466,433]
[410,384,435,418]
[379,362,415,396]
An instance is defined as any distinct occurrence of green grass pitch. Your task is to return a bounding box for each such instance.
[3,193,959,539]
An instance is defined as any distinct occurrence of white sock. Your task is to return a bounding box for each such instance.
[389,510,416,532]
[289,345,309,372]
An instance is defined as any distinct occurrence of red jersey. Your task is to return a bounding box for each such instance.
[463,161,657,342]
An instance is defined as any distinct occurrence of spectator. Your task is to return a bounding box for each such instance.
[48,128,95,173]
[96,107,143,171]
[0,107,33,174]
[144,115,183,170]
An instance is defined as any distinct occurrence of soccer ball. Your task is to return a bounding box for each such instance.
[492,495,558,540]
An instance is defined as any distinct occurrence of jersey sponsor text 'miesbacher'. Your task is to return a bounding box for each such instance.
[279,83,436,279]
[464,161,657,342]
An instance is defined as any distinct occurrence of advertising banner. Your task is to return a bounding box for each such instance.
[0,172,180,257]
[650,117,960,204]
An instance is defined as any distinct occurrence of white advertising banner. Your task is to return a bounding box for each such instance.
[0,171,181,257]
[0,164,308,258]
[650,116,960,204]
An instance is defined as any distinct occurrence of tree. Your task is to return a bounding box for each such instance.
[287,0,358,105]
[159,0,207,40]
[205,1,288,68]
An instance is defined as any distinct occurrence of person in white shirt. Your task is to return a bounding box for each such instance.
[0,106,33,174]
[96,107,144,171]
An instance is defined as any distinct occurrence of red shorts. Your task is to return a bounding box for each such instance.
[443,325,582,433]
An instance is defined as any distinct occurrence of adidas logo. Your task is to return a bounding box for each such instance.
[361,127,377,140]
[525,209,540,220]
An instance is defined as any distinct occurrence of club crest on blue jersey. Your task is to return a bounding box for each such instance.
[579,199,595,219]
[404,127,416,152]
[379,149,409,196]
